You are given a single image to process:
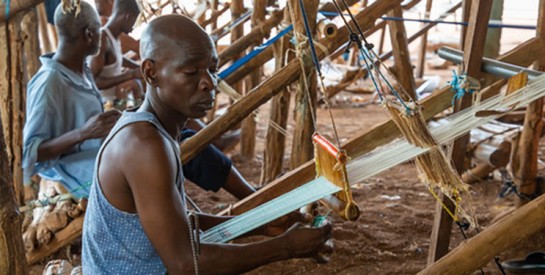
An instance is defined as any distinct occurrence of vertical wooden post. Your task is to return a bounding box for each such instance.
[288,0,319,169]
[427,0,492,265]
[415,0,433,78]
[241,0,266,159]
[21,8,41,79]
[387,4,417,100]
[511,0,545,205]
[0,16,28,274]
[211,0,219,31]
[459,0,472,49]
[260,9,292,185]
[0,14,26,205]
[0,118,28,275]
[230,0,246,156]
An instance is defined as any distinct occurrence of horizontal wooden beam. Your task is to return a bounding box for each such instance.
[181,0,402,163]
[0,0,44,23]
[219,37,541,216]
[419,193,545,275]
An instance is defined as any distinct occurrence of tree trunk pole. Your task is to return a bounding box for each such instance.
[415,0,433,78]
[241,0,267,159]
[0,98,28,275]
[387,4,417,100]
[260,9,292,185]
[288,0,319,169]
[0,14,26,205]
[512,0,545,205]
[427,0,493,265]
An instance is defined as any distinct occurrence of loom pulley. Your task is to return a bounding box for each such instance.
[313,133,360,221]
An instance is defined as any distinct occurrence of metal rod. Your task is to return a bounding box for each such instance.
[438,46,543,80]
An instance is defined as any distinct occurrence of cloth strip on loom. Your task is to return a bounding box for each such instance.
[347,74,545,183]
[201,176,340,243]
[202,74,545,244]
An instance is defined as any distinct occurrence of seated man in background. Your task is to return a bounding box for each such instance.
[90,0,143,109]
[94,0,241,152]
[82,14,332,274]
[23,1,254,202]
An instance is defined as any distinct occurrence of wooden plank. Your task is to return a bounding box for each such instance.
[427,0,493,265]
[181,0,402,163]
[26,216,84,264]
[387,4,416,100]
[419,193,545,275]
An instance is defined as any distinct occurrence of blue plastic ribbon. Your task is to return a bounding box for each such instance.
[218,25,293,80]
[449,70,474,106]
[4,0,10,20]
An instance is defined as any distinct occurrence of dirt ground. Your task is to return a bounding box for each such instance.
[182,91,545,275]
[29,1,545,274]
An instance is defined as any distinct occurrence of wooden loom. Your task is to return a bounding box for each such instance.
[313,134,360,221]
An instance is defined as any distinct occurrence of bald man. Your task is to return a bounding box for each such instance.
[23,1,121,197]
[82,14,332,274]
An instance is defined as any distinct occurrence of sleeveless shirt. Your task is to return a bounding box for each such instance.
[82,111,184,274]
[99,27,123,101]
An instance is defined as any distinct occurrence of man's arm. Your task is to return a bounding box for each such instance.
[37,110,120,162]
[120,124,332,275]
[90,33,141,90]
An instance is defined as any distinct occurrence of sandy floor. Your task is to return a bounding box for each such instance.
[29,1,545,274]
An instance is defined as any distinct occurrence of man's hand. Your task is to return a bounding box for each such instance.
[129,68,142,79]
[262,211,312,237]
[80,110,121,140]
[281,221,333,262]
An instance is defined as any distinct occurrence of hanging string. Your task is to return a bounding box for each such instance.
[333,0,413,113]
[297,0,343,149]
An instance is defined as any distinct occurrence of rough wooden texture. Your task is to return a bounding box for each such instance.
[218,8,283,67]
[201,2,230,29]
[0,0,44,23]
[0,116,28,275]
[260,9,293,185]
[223,0,366,85]
[240,0,268,159]
[219,38,537,216]
[0,14,26,204]
[428,0,493,265]
[387,5,416,100]
[419,193,545,275]
[511,0,545,205]
[181,0,401,163]
[289,0,319,169]
[26,216,84,265]
[415,0,433,78]
[21,8,40,78]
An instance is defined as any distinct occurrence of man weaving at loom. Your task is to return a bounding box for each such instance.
[82,14,333,274]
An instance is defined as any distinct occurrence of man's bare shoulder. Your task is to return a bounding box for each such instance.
[111,121,171,154]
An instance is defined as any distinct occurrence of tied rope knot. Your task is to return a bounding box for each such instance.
[449,70,480,106]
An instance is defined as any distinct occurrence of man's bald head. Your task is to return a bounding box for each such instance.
[140,14,214,62]
[112,0,140,17]
[54,1,100,42]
